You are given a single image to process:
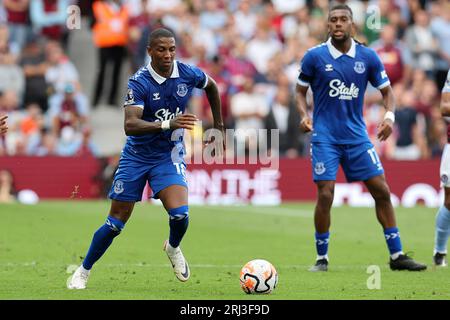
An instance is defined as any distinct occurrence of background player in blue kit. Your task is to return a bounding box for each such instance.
[68,28,225,289]
[295,4,426,272]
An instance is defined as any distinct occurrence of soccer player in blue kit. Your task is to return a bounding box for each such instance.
[296,5,426,272]
[68,28,225,289]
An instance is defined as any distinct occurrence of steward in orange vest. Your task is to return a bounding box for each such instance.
[92,0,129,48]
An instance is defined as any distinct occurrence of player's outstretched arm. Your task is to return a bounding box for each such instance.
[377,86,396,141]
[124,106,197,136]
[0,114,8,135]
[295,84,313,132]
[204,75,226,155]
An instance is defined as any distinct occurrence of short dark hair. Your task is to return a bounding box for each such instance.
[147,28,175,47]
[329,4,353,20]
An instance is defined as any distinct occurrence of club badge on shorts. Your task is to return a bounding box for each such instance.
[315,162,326,175]
[441,174,449,185]
[176,83,188,97]
[114,180,124,194]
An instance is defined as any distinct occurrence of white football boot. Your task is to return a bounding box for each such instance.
[67,265,90,289]
[163,240,190,282]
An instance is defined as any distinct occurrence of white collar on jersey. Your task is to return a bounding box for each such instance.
[147,60,180,84]
[326,37,356,59]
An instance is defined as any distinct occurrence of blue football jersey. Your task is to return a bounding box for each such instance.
[123,60,207,155]
[298,38,390,144]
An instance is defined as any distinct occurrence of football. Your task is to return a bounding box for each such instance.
[239,259,278,294]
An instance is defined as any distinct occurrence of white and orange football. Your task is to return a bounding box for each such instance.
[239,259,278,294]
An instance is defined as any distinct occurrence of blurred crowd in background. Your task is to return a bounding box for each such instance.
[0,0,449,161]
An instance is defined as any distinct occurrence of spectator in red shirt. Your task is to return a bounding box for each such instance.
[50,83,88,135]
[223,40,258,91]
[76,125,99,157]
[127,0,153,72]
[372,24,412,86]
[30,0,69,46]
[3,0,30,51]
[200,55,233,128]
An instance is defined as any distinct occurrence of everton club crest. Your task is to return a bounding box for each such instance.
[177,83,188,97]
[354,61,365,74]
[315,162,326,175]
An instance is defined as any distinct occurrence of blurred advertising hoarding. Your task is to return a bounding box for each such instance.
[0,157,442,207]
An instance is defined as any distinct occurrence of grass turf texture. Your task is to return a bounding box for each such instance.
[0,201,448,300]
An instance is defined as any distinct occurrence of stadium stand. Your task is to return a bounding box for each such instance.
[0,0,449,200]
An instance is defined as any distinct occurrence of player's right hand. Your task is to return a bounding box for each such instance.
[300,117,313,133]
[170,114,198,130]
[0,114,8,135]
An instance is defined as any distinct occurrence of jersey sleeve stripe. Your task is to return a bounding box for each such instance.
[297,79,310,87]
[123,104,144,109]
[377,81,391,90]
[202,73,209,89]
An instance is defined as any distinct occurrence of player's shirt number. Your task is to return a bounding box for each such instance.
[367,147,382,170]
[174,163,186,177]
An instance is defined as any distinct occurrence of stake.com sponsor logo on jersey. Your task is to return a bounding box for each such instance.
[328,79,360,100]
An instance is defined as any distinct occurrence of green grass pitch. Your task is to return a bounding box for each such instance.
[0,201,448,300]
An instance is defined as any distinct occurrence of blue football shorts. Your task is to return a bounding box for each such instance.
[311,141,384,182]
[108,144,188,202]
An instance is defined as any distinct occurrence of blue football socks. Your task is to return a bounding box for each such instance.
[315,231,330,260]
[384,227,403,259]
[168,206,189,248]
[434,206,450,254]
[82,216,125,270]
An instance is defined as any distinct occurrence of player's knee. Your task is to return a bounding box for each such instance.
[168,205,189,221]
[372,188,391,204]
[109,202,133,222]
[317,188,334,205]
[369,181,391,203]
[104,216,125,236]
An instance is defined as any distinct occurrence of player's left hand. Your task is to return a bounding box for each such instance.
[170,114,198,130]
[205,123,226,158]
[376,119,393,141]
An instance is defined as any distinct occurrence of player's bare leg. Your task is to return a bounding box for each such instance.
[314,181,335,233]
[109,199,135,223]
[68,200,135,289]
[158,185,191,281]
[364,175,396,228]
[309,180,335,272]
[434,187,450,266]
[365,175,426,271]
